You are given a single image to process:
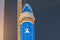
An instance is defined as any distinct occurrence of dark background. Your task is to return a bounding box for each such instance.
[4,0,60,40]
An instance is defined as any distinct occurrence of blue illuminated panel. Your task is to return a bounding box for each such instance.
[22,3,33,16]
[20,22,35,40]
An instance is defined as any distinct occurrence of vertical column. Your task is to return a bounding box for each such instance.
[17,0,22,40]
[0,0,4,40]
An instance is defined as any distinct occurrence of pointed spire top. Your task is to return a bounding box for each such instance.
[22,3,33,13]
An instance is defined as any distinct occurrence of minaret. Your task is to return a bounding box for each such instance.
[17,0,22,40]
[17,0,35,40]
[0,0,4,40]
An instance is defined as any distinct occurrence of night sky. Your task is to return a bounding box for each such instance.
[4,0,60,40]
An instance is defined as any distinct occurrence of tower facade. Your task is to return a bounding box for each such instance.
[17,0,35,40]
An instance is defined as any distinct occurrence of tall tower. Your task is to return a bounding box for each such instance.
[0,0,4,40]
[17,0,22,40]
[17,0,35,40]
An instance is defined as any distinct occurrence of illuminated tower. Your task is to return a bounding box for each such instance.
[17,0,35,40]
[17,0,22,40]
